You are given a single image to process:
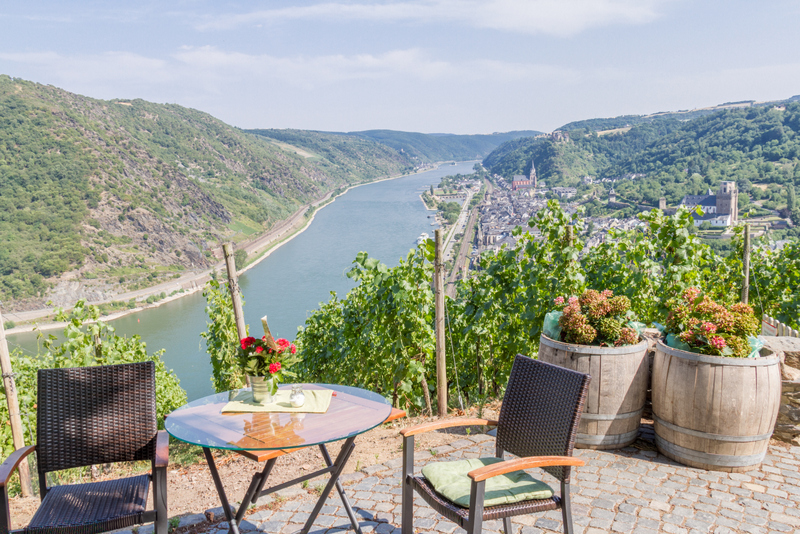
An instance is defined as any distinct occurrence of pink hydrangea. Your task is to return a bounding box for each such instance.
[709,336,726,350]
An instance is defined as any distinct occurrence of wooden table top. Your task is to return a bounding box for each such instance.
[165,383,394,451]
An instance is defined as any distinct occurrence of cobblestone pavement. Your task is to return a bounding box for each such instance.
[163,424,800,534]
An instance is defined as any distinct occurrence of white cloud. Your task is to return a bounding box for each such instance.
[196,0,667,36]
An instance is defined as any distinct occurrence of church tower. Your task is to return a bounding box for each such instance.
[529,160,537,188]
[716,181,738,223]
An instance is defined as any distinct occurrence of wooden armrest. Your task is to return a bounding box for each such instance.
[386,407,406,423]
[400,418,498,437]
[154,431,169,468]
[0,445,36,488]
[468,456,585,482]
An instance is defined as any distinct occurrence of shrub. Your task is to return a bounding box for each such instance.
[553,290,639,346]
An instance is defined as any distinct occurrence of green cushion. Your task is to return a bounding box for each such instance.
[421,457,554,508]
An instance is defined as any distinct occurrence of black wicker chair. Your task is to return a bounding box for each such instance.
[0,361,169,534]
[400,355,590,534]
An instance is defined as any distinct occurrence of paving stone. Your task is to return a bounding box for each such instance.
[178,513,206,528]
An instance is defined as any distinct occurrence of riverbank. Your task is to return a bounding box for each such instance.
[4,164,445,335]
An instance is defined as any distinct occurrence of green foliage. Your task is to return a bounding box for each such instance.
[439,201,461,224]
[0,300,186,458]
[296,247,435,409]
[234,248,248,270]
[200,278,247,392]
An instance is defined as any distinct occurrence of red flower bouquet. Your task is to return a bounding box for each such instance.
[237,335,299,393]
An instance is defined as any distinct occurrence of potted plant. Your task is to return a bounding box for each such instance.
[652,287,781,472]
[237,335,299,404]
[539,289,649,449]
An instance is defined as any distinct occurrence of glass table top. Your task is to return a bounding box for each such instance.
[165,383,392,451]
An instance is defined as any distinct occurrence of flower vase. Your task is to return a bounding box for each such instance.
[249,376,275,405]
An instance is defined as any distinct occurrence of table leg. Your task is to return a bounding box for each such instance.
[301,437,360,534]
[235,458,277,524]
[319,443,362,534]
[203,448,241,534]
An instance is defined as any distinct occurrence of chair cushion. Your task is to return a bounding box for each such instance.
[28,475,150,534]
[421,457,554,508]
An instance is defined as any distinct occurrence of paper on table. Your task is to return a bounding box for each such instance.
[221,388,333,414]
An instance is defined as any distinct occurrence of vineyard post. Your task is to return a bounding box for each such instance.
[434,229,447,416]
[741,223,750,304]
[223,243,247,341]
[0,310,33,497]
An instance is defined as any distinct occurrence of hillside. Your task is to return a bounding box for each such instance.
[248,129,540,165]
[0,76,414,309]
[484,102,800,210]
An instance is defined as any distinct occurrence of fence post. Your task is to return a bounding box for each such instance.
[434,229,447,417]
[222,243,247,341]
[741,223,750,304]
[0,310,33,497]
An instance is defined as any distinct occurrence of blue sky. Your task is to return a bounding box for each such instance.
[1,1,799,134]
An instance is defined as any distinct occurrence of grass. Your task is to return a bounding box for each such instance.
[228,220,261,236]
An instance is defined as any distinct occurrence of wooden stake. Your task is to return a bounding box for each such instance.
[222,243,247,341]
[742,223,750,304]
[434,229,447,417]
[260,316,280,351]
[0,310,33,497]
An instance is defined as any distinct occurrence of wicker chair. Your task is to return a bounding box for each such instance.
[0,362,169,534]
[400,355,590,534]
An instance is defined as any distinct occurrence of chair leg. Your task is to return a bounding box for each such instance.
[561,481,574,534]
[466,480,485,534]
[153,466,168,534]
[401,435,415,534]
[503,516,513,534]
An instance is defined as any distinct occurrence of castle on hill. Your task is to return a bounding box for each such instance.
[679,181,738,226]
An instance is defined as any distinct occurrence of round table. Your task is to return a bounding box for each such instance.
[165,384,395,534]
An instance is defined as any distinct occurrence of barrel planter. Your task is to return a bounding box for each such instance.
[651,340,781,472]
[539,334,649,449]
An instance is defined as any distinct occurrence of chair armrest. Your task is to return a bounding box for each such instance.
[467,455,585,482]
[386,407,407,423]
[154,430,169,469]
[0,445,36,488]
[400,418,498,437]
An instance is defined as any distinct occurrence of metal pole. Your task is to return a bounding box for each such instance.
[434,229,447,417]
[0,310,33,497]
[742,223,750,304]
[222,243,247,341]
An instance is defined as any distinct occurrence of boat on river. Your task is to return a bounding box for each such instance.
[416,233,430,245]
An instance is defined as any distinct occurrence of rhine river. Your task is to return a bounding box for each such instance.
[9,162,475,400]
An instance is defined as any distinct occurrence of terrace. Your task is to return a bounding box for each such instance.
[159,424,800,534]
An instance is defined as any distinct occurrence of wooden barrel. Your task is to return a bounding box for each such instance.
[651,340,781,472]
[539,334,649,449]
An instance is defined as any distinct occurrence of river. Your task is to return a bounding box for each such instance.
[8,162,476,400]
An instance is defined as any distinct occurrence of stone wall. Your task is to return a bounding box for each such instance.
[762,336,800,446]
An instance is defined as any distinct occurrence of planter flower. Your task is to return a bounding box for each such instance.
[652,287,780,472]
[552,289,640,347]
[664,287,759,357]
[540,289,647,449]
[237,335,299,404]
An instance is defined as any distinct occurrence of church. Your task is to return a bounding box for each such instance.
[679,181,739,227]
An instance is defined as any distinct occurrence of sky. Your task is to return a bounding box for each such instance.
[1,0,799,134]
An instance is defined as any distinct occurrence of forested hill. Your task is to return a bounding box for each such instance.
[484,101,800,207]
[0,76,414,309]
[248,129,541,164]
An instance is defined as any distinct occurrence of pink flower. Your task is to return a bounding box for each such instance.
[240,337,256,350]
[269,362,280,374]
[701,322,717,334]
[255,346,263,354]
[710,336,726,350]
[290,344,297,354]
[554,296,565,306]
[568,296,578,305]
[276,338,290,349]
